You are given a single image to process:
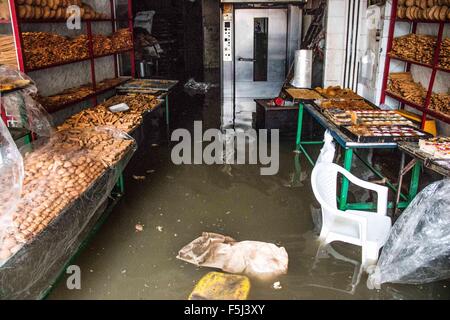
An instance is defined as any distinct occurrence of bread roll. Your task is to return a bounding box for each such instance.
[18,5,27,18]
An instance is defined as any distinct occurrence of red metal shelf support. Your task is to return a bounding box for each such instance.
[380,0,450,128]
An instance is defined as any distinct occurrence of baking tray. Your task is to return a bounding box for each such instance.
[117,79,179,92]
[314,88,364,100]
[284,87,325,103]
[341,125,432,143]
[314,98,378,112]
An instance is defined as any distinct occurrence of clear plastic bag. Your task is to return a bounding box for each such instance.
[0,65,53,137]
[316,130,336,164]
[0,119,24,257]
[0,127,137,299]
[367,179,450,289]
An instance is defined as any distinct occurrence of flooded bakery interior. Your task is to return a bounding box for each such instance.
[0,0,449,301]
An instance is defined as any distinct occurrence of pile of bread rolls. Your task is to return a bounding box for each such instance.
[22,29,132,69]
[397,0,450,21]
[22,32,89,69]
[388,72,427,105]
[391,34,436,65]
[0,129,134,264]
[388,72,450,115]
[439,38,450,70]
[431,92,450,115]
[16,0,109,20]
[56,94,160,133]
[0,0,10,20]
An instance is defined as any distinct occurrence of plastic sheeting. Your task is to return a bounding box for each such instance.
[0,119,24,252]
[316,130,336,164]
[177,232,289,281]
[0,65,53,137]
[0,127,137,299]
[367,179,450,289]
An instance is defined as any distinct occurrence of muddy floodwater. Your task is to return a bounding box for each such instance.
[49,78,450,300]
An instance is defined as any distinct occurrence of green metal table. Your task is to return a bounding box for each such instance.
[295,102,421,211]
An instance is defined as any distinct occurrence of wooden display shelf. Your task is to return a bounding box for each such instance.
[385,90,450,124]
[436,66,450,73]
[396,18,446,24]
[389,55,433,69]
[43,77,131,114]
[18,18,132,23]
[380,0,449,129]
[25,48,133,72]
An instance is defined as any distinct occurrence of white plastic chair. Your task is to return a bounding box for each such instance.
[311,162,392,270]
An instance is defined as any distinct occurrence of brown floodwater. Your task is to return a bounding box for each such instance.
[48,79,450,300]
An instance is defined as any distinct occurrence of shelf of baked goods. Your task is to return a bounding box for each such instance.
[14,0,114,22]
[56,93,163,134]
[23,47,133,72]
[22,28,133,72]
[396,1,450,22]
[37,77,131,113]
[18,17,131,23]
[396,18,448,23]
[386,72,450,124]
[389,34,450,73]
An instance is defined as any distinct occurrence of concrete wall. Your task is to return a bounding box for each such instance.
[202,0,220,69]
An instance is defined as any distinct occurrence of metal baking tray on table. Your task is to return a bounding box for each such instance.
[117,79,179,92]
[283,87,325,104]
[340,125,432,143]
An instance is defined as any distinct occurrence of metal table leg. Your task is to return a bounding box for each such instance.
[165,95,170,132]
[394,153,419,217]
[339,148,354,210]
[295,102,304,151]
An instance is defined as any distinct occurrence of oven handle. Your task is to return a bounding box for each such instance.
[238,57,256,62]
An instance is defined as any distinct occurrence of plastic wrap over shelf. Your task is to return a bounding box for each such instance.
[368,179,450,289]
[0,127,137,299]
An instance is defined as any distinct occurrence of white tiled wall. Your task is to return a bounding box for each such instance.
[324,0,346,86]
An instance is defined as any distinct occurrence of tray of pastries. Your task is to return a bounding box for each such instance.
[341,125,431,143]
[284,88,324,101]
[314,86,364,100]
[323,108,353,126]
[350,110,415,126]
[419,137,450,160]
[118,79,179,92]
[316,99,376,111]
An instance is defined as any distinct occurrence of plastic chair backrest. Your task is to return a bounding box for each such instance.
[311,163,339,211]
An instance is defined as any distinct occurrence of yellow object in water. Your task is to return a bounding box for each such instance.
[189,272,251,300]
